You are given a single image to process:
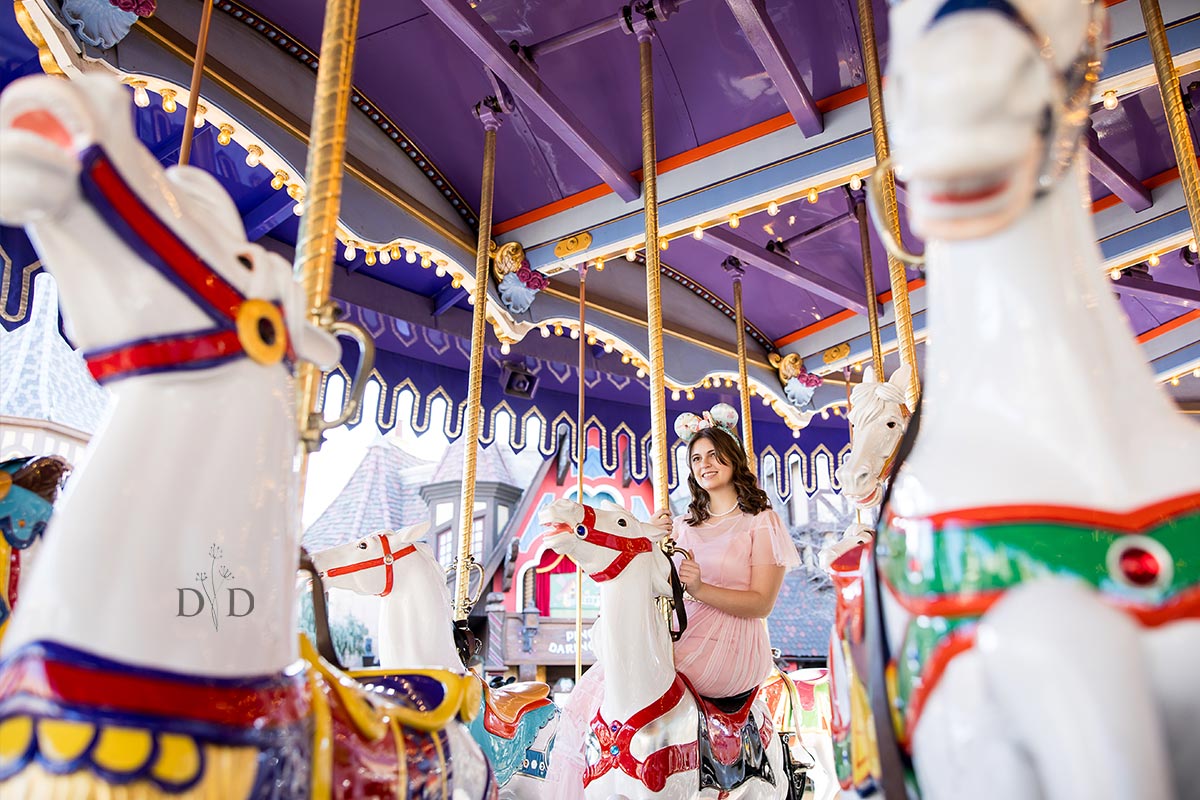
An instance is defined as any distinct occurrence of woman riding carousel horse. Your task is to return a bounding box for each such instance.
[546,403,801,797]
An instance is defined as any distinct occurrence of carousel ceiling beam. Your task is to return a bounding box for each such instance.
[418,0,641,202]
[702,227,870,315]
[433,285,470,316]
[1113,275,1200,310]
[243,190,298,242]
[724,0,823,136]
[1086,127,1153,212]
[777,210,855,251]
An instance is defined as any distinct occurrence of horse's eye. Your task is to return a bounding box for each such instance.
[237,254,254,270]
[887,421,897,429]
[574,524,588,539]
[617,518,628,527]
[358,541,368,549]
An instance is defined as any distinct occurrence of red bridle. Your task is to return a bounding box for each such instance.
[323,534,416,597]
[570,505,656,582]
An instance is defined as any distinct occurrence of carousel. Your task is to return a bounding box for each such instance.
[0,0,1197,798]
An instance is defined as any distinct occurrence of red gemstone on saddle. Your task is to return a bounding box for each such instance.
[1118,547,1160,587]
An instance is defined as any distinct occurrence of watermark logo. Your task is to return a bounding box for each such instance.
[177,544,254,629]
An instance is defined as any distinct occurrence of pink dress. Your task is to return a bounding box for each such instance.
[544,508,799,796]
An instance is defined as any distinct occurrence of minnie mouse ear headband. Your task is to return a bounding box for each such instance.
[674,403,740,444]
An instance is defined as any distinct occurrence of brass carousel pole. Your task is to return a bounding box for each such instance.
[178,0,215,166]
[854,198,884,376]
[637,24,670,514]
[724,258,755,472]
[294,0,361,480]
[454,105,502,623]
[1140,0,1200,249]
[856,0,919,406]
[575,263,588,683]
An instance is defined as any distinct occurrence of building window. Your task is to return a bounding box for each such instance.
[435,502,454,526]
[496,504,511,535]
[437,530,453,568]
[471,515,484,562]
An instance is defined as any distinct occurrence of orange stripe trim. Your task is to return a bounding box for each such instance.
[774,279,927,348]
[902,628,976,748]
[890,491,1200,533]
[491,85,870,236]
[1138,309,1200,343]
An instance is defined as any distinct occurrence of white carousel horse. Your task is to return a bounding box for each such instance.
[311,524,560,799]
[846,1,1200,798]
[0,74,495,798]
[834,363,912,511]
[539,498,790,799]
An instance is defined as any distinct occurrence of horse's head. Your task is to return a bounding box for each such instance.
[836,364,911,508]
[311,522,432,597]
[539,499,670,595]
[886,0,1103,240]
[0,74,339,369]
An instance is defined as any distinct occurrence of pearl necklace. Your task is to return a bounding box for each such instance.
[709,501,740,517]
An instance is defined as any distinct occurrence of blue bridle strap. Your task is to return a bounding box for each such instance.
[930,0,1037,40]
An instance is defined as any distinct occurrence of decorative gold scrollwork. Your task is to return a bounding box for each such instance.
[489,241,526,282]
[768,352,806,385]
[553,231,592,259]
[822,343,851,364]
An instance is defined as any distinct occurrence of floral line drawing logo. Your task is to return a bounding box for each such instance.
[177,543,254,629]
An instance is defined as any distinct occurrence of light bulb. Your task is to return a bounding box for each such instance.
[1193,367,1200,378]
[160,88,177,113]
[625,247,636,262]
[833,407,841,416]
[500,342,511,355]
[554,324,563,336]
[1109,268,1122,280]
[658,236,668,251]
[621,354,631,364]
[849,174,862,191]
[767,201,779,216]
[344,242,357,260]
[1170,376,1180,386]
[671,390,680,401]
[193,105,207,128]
[636,368,646,378]
[451,277,462,289]
[421,254,432,268]
[467,295,475,306]
[1102,90,1118,110]
[391,246,402,262]
[587,334,597,345]
[728,213,740,229]
[217,124,234,146]
[570,328,580,339]
[287,184,304,200]
[762,397,770,406]
[435,264,446,277]
[1148,253,1160,267]
[379,248,391,264]
[603,341,613,353]
[292,202,303,216]
[541,326,551,338]
[692,226,704,240]
[595,258,605,272]
[245,145,263,167]
[724,378,733,388]
[405,248,417,264]
[131,81,150,108]
[686,390,695,400]
[365,250,377,266]
[807,187,819,204]
[1189,241,1198,254]
[271,170,289,191]
[792,429,800,439]
[821,410,829,420]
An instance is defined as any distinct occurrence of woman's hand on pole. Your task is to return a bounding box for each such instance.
[678,558,703,594]
[651,510,672,535]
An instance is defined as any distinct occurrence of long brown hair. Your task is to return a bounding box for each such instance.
[684,428,771,525]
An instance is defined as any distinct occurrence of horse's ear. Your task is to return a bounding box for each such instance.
[597,499,626,515]
[888,363,912,392]
[862,365,877,384]
[396,521,431,543]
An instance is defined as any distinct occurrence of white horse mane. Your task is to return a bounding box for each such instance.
[846,379,906,430]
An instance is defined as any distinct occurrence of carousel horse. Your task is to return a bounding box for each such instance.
[0,455,70,641]
[311,525,560,799]
[0,74,495,799]
[841,1,1200,797]
[540,498,793,800]
[834,363,912,511]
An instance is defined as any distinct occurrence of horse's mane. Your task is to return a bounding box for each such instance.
[847,379,906,430]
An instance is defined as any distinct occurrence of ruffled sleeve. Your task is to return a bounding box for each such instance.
[748,509,801,571]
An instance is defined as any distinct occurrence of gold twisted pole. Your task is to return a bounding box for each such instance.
[855,199,884,376]
[638,30,669,513]
[1140,0,1200,250]
[575,263,588,683]
[454,112,500,621]
[731,271,755,472]
[856,0,918,406]
[178,0,215,166]
[295,0,360,492]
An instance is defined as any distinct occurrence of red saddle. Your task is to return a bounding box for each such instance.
[481,681,553,739]
[694,687,773,765]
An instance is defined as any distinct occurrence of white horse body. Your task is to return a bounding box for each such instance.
[541,499,788,800]
[878,2,1200,798]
